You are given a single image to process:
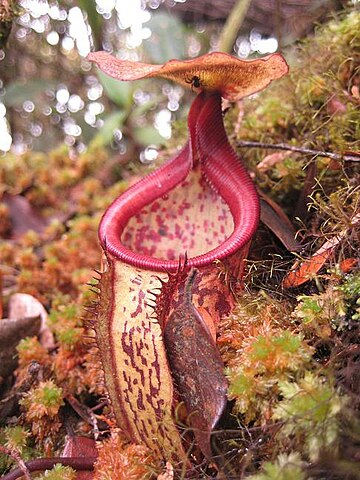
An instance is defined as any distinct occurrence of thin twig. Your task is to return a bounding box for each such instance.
[0,445,31,480]
[236,140,360,162]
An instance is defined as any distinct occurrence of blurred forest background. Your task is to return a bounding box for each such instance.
[0,0,351,159]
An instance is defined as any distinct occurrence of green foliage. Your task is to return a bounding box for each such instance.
[142,12,186,63]
[0,426,35,474]
[238,9,360,208]
[34,463,77,480]
[92,70,168,149]
[273,372,346,461]
[133,125,165,146]
[20,380,64,419]
[227,326,313,421]
[294,288,346,336]
[338,272,360,322]
[249,452,305,480]
[2,79,57,108]
[97,71,134,110]
[77,0,103,49]
[89,111,128,150]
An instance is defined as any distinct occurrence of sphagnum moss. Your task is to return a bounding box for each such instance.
[236,10,360,208]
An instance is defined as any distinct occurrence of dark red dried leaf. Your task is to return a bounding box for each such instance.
[259,193,302,252]
[164,270,227,459]
[62,436,97,480]
[2,193,49,239]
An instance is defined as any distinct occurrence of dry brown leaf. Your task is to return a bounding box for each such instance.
[339,257,358,273]
[257,151,290,173]
[282,250,332,289]
[282,213,360,288]
[259,193,302,252]
[2,193,49,239]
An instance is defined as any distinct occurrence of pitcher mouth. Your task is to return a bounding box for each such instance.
[99,93,260,272]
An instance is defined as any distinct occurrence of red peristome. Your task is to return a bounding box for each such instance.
[99,92,260,272]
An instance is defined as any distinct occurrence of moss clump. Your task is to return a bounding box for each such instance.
[93,430,159,480]
[20,381,64,420]
[237,10,360,211]
[19,381,64,451]
[226,326,313,421]
[248,452,305,480]
[0,426,33,472]
[34,464,77,480]
[273,373,346,461]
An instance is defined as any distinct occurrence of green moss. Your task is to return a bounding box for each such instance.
[34,464,77,480]
[338,271,360,322]
[56,327,83,346]
[226,327,312,421]
[20,380,64,418]
[273,372,346,461]
[294,289,346,330]
[48,302,84,347]
[2,426,30,451]
[0,426,35,474]
[237,9,360,208]
[249,452,305,480]
[38,384,63,410]
[293,271,360,334]
[339,271,360,300]
[49,304,79,324]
